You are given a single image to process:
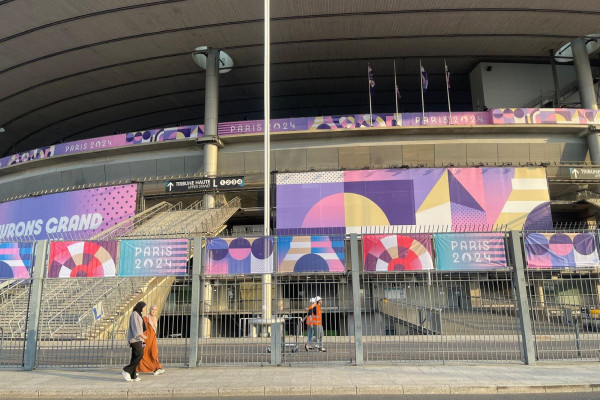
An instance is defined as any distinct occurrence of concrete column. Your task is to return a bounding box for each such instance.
[203,48,220,209]
[350,233,364,365]
[188,238,202,367]
[572,38,598,110]
[24,240,48,371]
[509,231,536,365]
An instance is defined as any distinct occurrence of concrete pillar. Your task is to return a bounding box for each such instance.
[509,231,536,365]
[203,48,220,209]
[24,240,48,371]
[350,233,364,365]
[188,237,202,367]
[572,38,598,110]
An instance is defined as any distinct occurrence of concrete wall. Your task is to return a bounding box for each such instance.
[0,131,590,201]
[470,62,578,109]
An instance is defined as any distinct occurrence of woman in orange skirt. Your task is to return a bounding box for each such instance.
[137,305,165,375]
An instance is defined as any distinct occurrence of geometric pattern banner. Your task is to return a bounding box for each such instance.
[276,167,552,234]
[206,237,274,275]
[118,239,188,277]
[362,234,433,272]
[524,232,600,269]
[277,236,345,273]
[434,233,508,271]
[48,241,118,278]
[0,242,34,279]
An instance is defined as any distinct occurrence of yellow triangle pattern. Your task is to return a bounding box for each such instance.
[417,170,449,213]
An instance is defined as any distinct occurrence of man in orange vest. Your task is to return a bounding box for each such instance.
[303,298,315,351]
[314,296,326,352]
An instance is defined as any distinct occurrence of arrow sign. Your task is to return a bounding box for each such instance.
[569,168,600,180]
[166,182,174,191]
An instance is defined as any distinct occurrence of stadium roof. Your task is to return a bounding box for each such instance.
[1,0,599,155]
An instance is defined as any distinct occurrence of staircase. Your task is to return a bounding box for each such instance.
[0,197,241,340]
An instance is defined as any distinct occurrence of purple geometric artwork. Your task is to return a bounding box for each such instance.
[206,237,274,275]
[524,232,599,269]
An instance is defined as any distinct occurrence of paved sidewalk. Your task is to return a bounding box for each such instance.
[1,363,599,398]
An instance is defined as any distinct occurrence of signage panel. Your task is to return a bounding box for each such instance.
[165,176,244,192]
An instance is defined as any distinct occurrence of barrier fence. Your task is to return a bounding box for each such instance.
[0,231,600,369]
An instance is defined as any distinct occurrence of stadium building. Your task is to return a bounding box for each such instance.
[0,1,600,368]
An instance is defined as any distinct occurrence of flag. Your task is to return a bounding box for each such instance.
[421,65,428,93]
[445,62,451,89]
[395,84,401,99]
[368,64,375,96]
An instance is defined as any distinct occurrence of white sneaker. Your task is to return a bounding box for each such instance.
[153,368,165,375]
[122,371,132,382]
[133,377,141,382]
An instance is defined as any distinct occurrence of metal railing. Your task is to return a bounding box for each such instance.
[526,271,600,361]
[361,271,523,364]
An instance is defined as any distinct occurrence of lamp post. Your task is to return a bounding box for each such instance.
[262,0,272,335]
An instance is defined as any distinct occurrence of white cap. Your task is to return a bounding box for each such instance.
[310,298,315,303]
[315,296,322,302]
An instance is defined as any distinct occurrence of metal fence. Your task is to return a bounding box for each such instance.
[526,270,600,361]
[4,231,600,369]
[197,273,354,365]
[361,271,523,363]
[35,276,191,368]
[0,279,31,368]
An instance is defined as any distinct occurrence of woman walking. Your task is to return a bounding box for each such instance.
[137,304,165,375]
[122,301,147,382]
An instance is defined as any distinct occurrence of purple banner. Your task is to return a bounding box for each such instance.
[524,232,599,269]
[0,184,138,241]
[276,168,552,232]
[119,239,188,276]
[2,108,598,170]
[0,242,34,279]
[218,118,308,136]
[492,108,600,125]
[206,237,274,275]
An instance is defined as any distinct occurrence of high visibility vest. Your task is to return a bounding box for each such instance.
[306,305,315,326]
[313,304,322,326]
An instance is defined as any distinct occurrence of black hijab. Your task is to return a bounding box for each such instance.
[133,301,147,332]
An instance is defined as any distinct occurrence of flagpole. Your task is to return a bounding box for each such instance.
[368,65,373,127]
[445,59,452,125]
[394,60,399,124]
[420,60,425,125]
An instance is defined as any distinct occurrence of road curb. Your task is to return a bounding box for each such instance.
[5,383,600,397]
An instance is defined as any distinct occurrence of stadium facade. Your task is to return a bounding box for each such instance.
[1,2,600,368]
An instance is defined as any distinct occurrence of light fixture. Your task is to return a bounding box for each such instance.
[191,46,234,73]
[0,127,5,133]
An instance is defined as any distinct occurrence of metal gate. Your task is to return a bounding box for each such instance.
[0,279,31,368]
[526,270,600,361]
[361,271,524,363]
[35,276,190,368]
[197,273,354,365]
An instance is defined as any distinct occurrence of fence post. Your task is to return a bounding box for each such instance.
[24,240,48,371]
[350,233,364,365]
[188,237,202,368]
[508,230,537,365]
